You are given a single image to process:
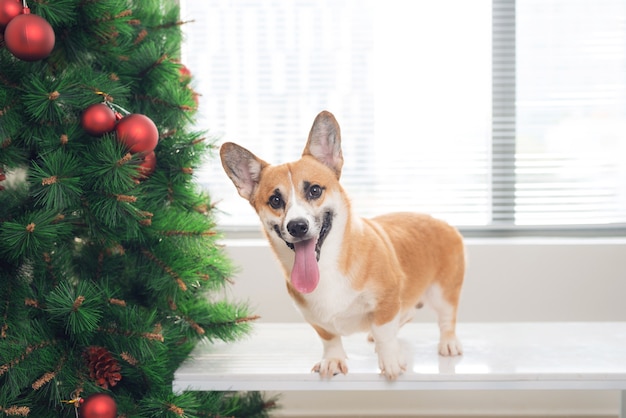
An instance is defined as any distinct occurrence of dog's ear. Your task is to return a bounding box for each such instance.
[220,142,268,201]
[303,111,344,178]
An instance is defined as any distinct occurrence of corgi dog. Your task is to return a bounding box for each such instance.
[220,111,465,379]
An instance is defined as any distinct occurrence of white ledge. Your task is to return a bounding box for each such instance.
[174,322,626,392]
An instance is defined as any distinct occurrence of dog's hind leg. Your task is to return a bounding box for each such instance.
[424,283,463,356]
[370,314,408,379]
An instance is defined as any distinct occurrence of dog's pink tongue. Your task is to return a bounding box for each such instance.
[291,238,319,294]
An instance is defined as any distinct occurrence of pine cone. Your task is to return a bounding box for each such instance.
[84,346,122,389]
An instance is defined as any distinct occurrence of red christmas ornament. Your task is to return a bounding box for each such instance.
[79,393,117,418]
[4,7,55,61]
[115,113,159,154]
[0,168,5,191]
[0,0,22,30]
[179,65,192,83]
[136,151,156,178]
[81,103,117,136]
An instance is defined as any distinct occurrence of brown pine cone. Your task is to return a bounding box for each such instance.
[84,346,122,389]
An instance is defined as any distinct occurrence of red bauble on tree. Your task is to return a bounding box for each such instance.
[79,393,117,418]
[0,167,6,191]
[4,7,55,61]
[137,151,157,179]
[0,0,22,30]
[115,113,159,154]
[81,103,117,136]
[179,64,192,83]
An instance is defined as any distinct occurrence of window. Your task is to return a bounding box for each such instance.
[181,0,626,235]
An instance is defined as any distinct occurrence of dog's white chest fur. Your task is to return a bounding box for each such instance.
[299,265,375,336]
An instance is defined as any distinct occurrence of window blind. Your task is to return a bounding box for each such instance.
[180,0,626,234]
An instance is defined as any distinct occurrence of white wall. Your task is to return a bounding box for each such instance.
[221,238,626,417]
[223,238,626,323]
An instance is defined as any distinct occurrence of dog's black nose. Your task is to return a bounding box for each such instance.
[287,219,309,238]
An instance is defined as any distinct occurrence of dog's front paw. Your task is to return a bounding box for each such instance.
[438,335,463,356]
[377,345,407,380]
[312,358,348,378]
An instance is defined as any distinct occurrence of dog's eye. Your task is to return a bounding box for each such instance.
[308,185,323,200]
[269,194,284,209]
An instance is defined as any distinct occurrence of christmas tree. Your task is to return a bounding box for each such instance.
[0,0,274,416]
